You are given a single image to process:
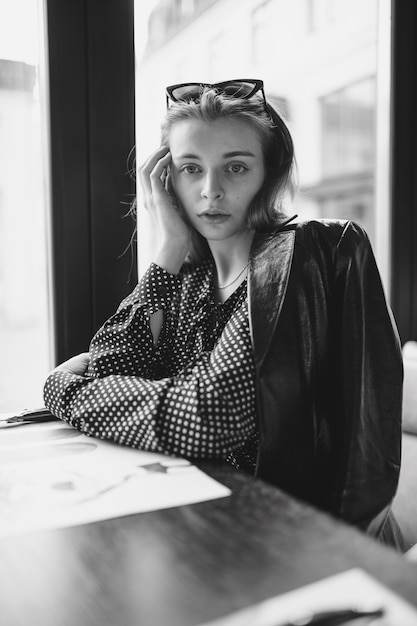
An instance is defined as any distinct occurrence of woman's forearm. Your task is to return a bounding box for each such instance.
[43,362,256,460]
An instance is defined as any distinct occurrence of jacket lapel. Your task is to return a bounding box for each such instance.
[248,229,296,368]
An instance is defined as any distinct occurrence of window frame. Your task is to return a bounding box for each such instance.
[46,0,137,364]
[390,0,417,343]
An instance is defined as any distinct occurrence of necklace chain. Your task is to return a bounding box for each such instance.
[215,262,250,290]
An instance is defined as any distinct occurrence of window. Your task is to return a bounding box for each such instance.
[0,0,51,412]
[321,78,376,178]
[308,0,374,31]
[304,77,377,239]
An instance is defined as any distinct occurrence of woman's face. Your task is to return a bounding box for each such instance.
[169,117,266,245]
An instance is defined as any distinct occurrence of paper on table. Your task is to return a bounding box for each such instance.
[0,420,230,536]
[198,568,417,626]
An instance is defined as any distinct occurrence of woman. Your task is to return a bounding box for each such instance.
[44,79,403,548]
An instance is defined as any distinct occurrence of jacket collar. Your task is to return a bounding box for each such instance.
[248,227,296,368]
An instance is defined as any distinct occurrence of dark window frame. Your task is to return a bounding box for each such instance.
[46,0,137,364]
[390,0,417,343]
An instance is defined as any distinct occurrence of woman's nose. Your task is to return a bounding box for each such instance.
[200,171,224,200]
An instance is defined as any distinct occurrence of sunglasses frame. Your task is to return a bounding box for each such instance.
[165,79,266,108]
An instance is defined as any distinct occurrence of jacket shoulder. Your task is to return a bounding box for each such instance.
[281,218,370,252]
[288,218,366,238]
[252,219,371,262]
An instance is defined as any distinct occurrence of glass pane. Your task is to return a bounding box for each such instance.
[0,0,52,412]
[134,0,390,287]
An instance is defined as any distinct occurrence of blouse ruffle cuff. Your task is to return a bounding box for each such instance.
[117,263,181,315]
[43,370,87,423]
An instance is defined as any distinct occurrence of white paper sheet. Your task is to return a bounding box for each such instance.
[198,568,417,626]
[0,420,230,536]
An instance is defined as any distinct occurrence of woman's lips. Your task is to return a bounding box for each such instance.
[198,212,230,224]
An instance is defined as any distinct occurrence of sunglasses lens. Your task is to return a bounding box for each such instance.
[221,81,258,98]
[169,85,202,102]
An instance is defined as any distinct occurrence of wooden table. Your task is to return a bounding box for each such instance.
[0,461,416,626]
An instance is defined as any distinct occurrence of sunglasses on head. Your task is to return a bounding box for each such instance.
[165,79,267,108]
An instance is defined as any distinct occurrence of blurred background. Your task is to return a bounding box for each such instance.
[0,0,414,412]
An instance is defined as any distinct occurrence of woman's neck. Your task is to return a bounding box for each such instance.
[209,230,254,302]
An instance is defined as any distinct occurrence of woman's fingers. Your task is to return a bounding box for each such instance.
[149,152,172,195]
[53,352,90,376]
[139,145,169,175]
[149,149,171,179]
[139,146,173,213]
[139,146,169,189]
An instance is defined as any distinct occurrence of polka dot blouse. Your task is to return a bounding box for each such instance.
[43,262,259,472]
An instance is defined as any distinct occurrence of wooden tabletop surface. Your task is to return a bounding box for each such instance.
[0,460,416,626]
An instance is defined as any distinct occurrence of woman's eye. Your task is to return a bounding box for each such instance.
[181,164,200,174]
[227,163,247,174]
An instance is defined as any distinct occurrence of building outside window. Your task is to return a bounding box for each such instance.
[304,77,377,239]
[321,79,376,179]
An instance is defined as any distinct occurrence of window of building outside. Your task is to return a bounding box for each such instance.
[307,77,377,240]
[0,0,51,413]
[134,0,391,291]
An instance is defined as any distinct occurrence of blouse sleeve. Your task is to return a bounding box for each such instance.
[43,305,257,459]
[86,262,181,379]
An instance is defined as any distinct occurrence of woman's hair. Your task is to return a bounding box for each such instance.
[161,87,297,262]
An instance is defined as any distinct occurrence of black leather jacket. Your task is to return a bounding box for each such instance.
[248,219,403,547]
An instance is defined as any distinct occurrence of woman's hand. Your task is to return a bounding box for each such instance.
[139,146,190,273]
[52,352,90,377]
